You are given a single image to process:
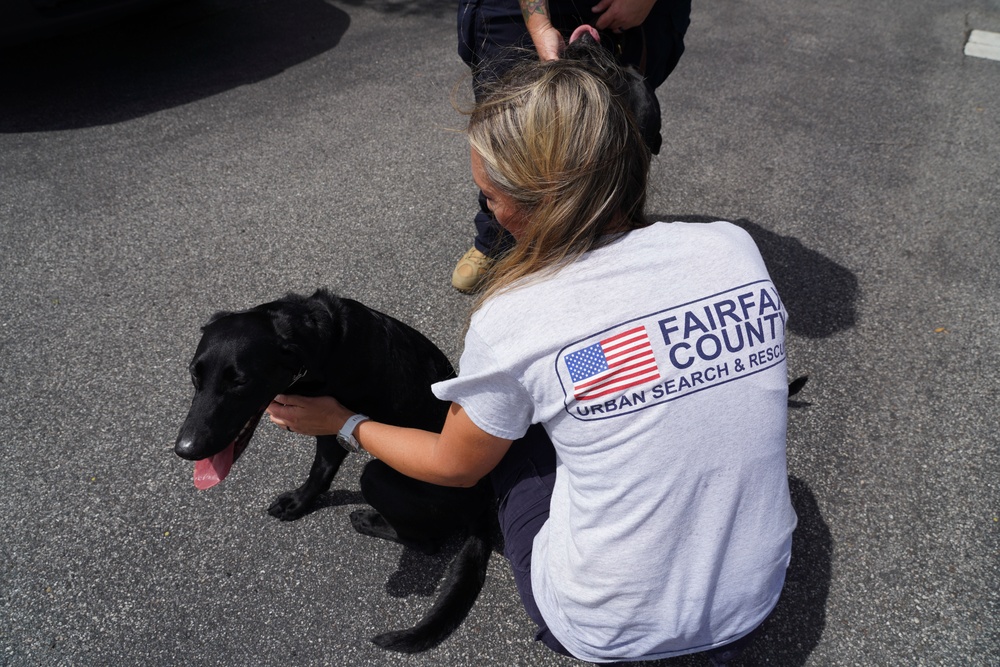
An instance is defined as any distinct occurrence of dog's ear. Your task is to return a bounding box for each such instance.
[269,308,297,352]
[623,67,662,155]
[563,29,662,155]
[202,310,233,330]
[263,295,338,365]
[267,305,324,359]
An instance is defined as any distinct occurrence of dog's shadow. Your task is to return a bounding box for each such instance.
[308,488,479,599]
[307,489,367,514]
[385,535,462,598]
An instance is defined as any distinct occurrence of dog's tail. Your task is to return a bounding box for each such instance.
[371,510,493,653]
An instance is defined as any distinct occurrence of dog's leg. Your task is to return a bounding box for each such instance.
[349,508,442,554]
[351,460,479,554]
[268,435,347,521]
[352,460,441,553]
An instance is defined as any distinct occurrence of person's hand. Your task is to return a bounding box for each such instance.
[590,0,657,32]
[521,0,564,60]
[530,21,565,60]
[266,394,352,437]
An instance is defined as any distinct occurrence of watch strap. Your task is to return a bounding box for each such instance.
[338,413,369,451]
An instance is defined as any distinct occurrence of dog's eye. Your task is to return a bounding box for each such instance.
[221,367,248,388]
[190,363,203,391]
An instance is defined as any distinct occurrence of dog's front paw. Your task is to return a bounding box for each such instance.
[267,491,312,521]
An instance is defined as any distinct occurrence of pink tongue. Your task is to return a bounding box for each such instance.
[193,443,235,490]
[570,24,600,44]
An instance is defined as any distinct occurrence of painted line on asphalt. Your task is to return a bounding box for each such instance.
[965,30,1000,61]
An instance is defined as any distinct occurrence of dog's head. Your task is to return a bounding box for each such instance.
[563,26,662,155]
[174,308,305,489]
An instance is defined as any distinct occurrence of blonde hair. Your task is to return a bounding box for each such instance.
[467,50,651,310]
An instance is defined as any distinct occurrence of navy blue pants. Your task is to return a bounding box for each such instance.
[457,0,692,255]
[488,424,766,663]
[487,425,570,654]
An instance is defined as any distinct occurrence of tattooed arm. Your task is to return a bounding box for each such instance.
[520,0,564,60]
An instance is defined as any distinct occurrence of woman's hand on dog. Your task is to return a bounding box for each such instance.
[267,394,352,436]
[268,397,514,489]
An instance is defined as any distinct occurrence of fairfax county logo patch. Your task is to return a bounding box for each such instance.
[555,280,787,421]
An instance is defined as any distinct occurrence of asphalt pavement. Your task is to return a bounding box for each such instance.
[1,0,997,665]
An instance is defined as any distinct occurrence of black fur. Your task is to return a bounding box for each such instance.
[564,31,662,154]
[788,375,808,397]
[174,289,493,652]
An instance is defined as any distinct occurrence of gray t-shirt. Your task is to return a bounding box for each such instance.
[433,221,797,662]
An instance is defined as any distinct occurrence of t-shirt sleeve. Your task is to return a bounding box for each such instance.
[431,326,534,441]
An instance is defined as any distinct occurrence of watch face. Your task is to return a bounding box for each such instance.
[336,433,358,452]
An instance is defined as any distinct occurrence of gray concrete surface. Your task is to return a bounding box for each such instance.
[1,0,997,665]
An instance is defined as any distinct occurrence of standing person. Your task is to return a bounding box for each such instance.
[451,0,692,292]
[268,51,796,663]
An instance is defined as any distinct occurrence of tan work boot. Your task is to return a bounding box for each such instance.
[451,247,493,293]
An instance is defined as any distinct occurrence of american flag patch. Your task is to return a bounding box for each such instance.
[564,325,661,400]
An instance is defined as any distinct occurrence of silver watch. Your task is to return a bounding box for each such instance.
[336,413,369,453]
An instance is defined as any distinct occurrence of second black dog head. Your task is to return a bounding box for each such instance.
[563,28,662,155]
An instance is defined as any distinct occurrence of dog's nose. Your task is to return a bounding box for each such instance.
[174,435,199,460]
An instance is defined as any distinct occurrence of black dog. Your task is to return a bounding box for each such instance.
[174,289,493,652]
[565,25,662,154]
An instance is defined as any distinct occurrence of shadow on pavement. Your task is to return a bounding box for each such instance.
[279,481,829,667]
[309,488,367,513]
[385,536,458,598]
[0,0,349,132]
[657,215,859,339]
[310,488,467,601]
[741,476,832,666]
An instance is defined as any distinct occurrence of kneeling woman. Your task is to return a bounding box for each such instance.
[268,51,797,664]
